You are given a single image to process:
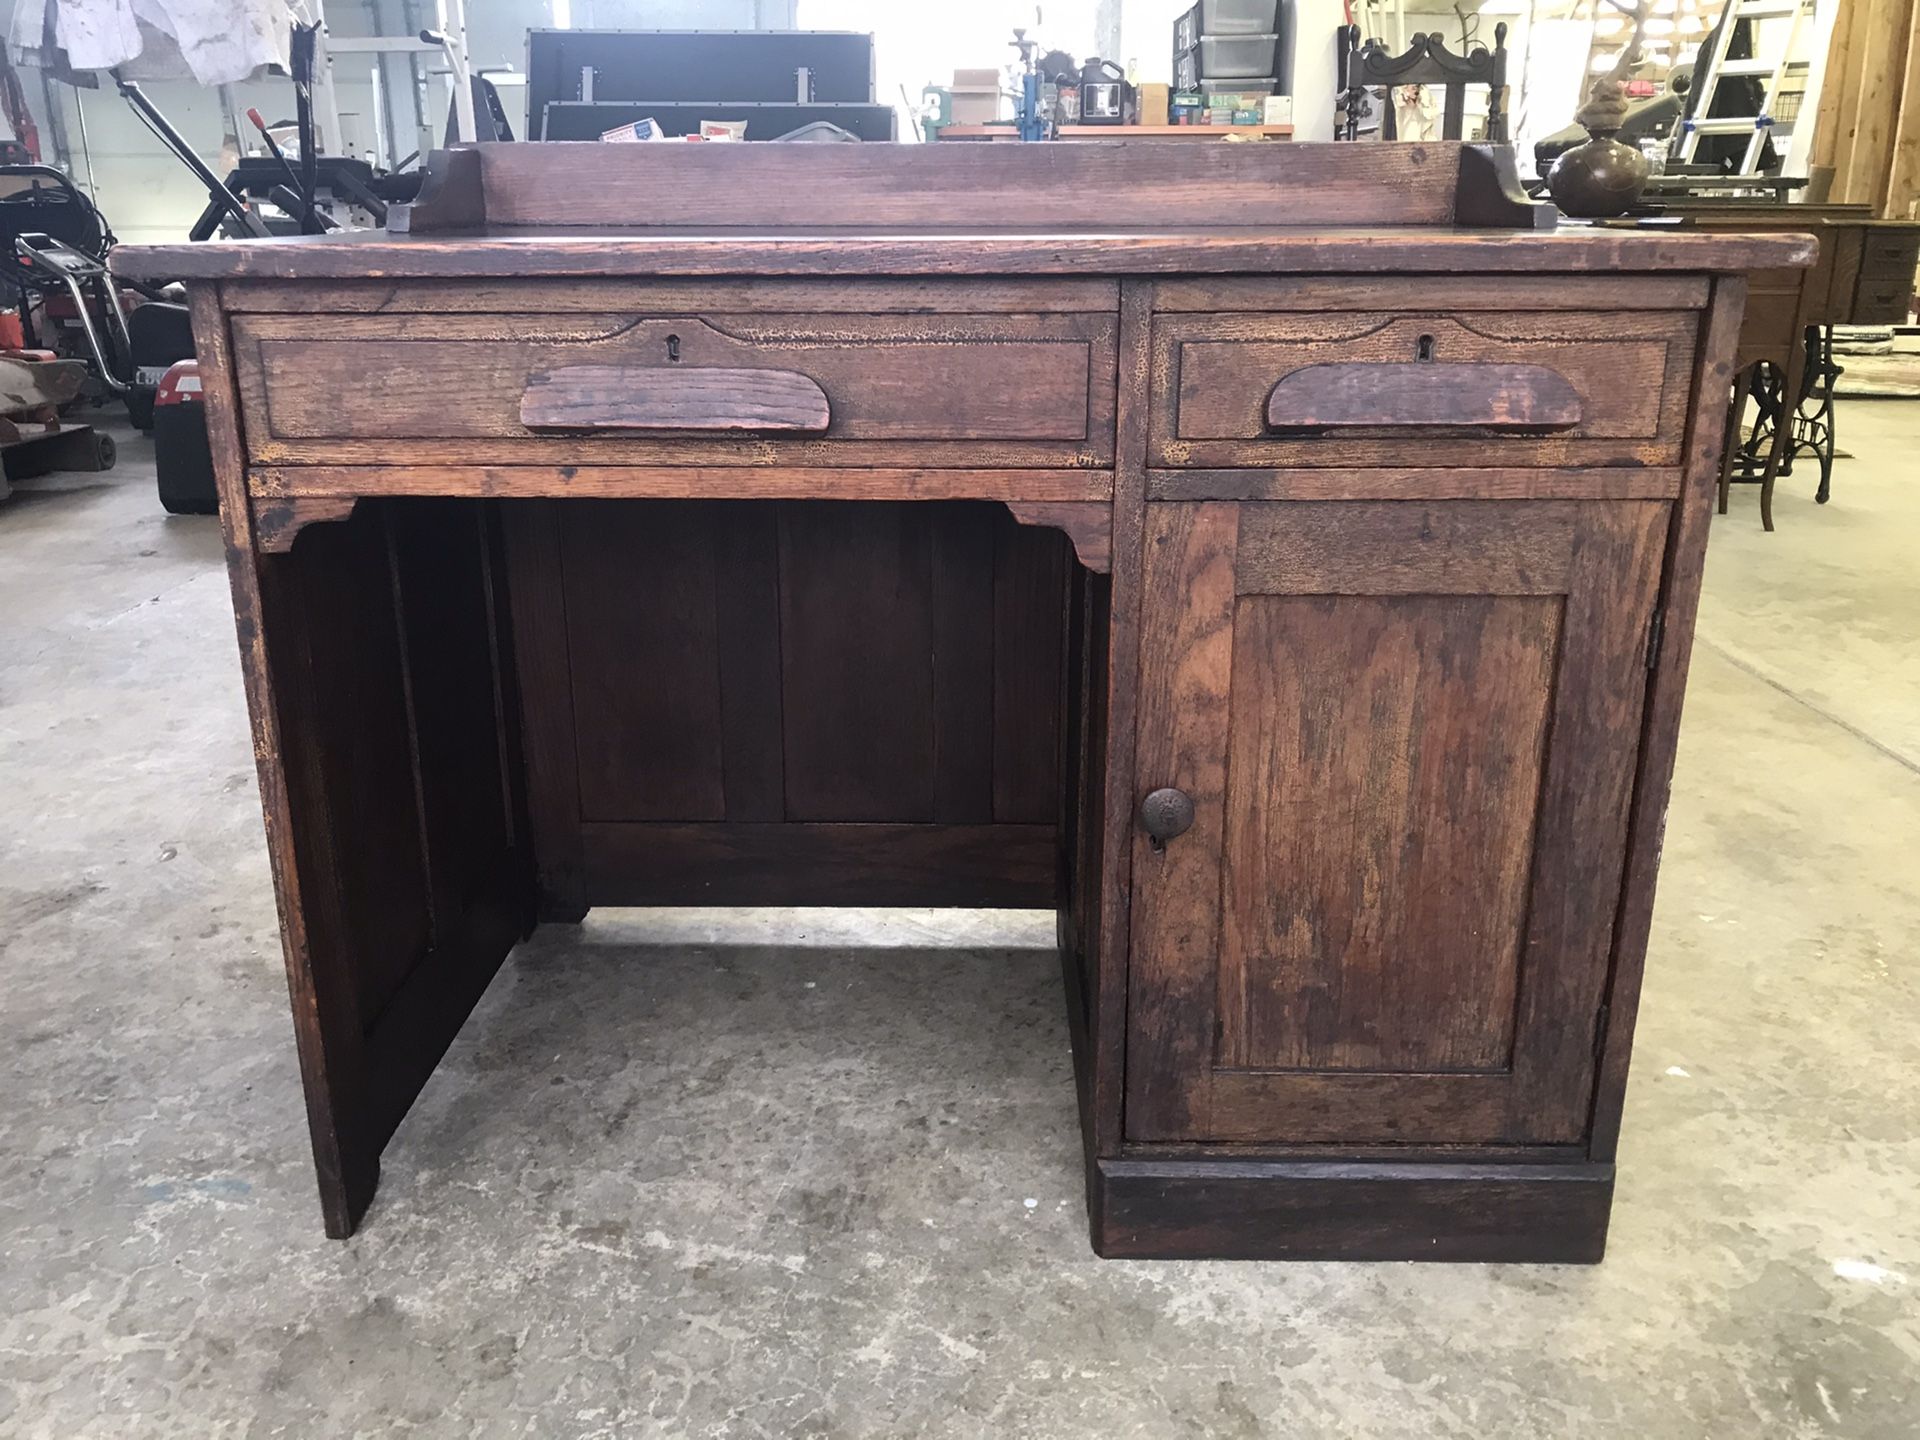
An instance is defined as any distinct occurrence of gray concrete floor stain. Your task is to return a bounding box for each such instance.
[2,416,1917,1437]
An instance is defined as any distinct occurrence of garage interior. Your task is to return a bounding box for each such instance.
[2,1,1917,1436]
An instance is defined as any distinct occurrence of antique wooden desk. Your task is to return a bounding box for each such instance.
[117,143,1806,1261]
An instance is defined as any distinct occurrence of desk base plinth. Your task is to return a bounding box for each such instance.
[1088,1157,1614,1263]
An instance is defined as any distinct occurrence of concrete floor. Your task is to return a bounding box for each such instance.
[2,410,1917,1440]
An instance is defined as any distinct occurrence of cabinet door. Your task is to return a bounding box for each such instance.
[1126,500,1668,1146]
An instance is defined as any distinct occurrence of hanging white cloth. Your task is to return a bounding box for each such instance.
[1391,84,1441,143]
[9,0,293,86]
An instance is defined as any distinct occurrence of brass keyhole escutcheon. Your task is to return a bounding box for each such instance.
[1415,333,1436,362]
[666,333,681,362]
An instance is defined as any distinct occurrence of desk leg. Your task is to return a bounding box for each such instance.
[1717,365,1755,517]
[1799,324,1840,505]
[1758,340,1808,533]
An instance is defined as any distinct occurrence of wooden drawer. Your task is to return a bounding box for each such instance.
[1851,233,1918,324]
[1859,232,1920,278]
[1853,277,1917,326]
[231,301,1117,468]
[1149,297,1698,469]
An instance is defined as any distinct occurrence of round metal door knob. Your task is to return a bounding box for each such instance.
[1139,787,1196,847]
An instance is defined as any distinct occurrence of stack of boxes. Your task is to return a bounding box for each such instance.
[1170,0,1294,127]
[949,69,1001,127]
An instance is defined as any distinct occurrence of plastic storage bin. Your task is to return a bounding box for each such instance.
[1201,1,1281,33]
[1175,1,1280,50]
[1177,60,1288,94]
[1194,33,1283,78]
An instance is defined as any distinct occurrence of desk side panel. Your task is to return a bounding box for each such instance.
[1589,275,1750,1159]
[193,284,531,1238]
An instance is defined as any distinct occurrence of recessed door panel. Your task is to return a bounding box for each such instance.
[1220,593,1561,1074]
[1127,499,1669,1146]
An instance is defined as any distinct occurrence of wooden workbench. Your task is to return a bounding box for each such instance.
[1636,202,1920,527]
[117,142,1806,1261]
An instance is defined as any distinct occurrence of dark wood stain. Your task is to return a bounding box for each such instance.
[497,501,585,918]
[993,519,1068,824]
[778,503,938,822]
[929,505,997,825]
[713,507,786,822]
[561,501,726,823]
[580,822,1054,908]
[505,496,1068,847]
[1093,1156,1614,1262]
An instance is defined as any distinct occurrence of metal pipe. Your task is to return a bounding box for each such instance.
[216,84,244,158]
[36,69,72,172]
[400,0,431,156]
[72,86,98,199]
[441,0,477,144]
[372,0,402,169]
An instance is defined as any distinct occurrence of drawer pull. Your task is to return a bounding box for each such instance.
[1265,361,1582,434]
[521,365,831,434]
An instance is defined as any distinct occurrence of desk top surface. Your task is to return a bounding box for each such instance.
[117,222,1814,283]
[116,142,1814,284]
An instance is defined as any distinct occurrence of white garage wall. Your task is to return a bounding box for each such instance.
[796,0,1108,128]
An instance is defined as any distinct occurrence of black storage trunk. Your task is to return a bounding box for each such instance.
[525,28,893,141]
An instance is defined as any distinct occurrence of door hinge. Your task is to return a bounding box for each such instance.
[1646,608,1666,672]
[1592,1002,1612,1060]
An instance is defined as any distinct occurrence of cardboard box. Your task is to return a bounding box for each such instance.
[1139,81,1170,127]
[601,117,666,142]
[1262,94,1293,126]
[950,67,1000,126]
[951,93,998,124]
